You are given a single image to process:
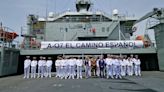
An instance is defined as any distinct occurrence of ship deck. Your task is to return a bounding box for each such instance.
[20,48,157,55]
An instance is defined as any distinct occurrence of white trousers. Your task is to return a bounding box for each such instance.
[121,66,126,76]
[96,67,100,77]
[127,66,133,76]
[38,66,44,78]
[113,65,116,76]
[63,66,68,79]
[134,65,141,76]
[31,66,36,78]
[77,66,82,79]
[24,66,30,78]
[69,66,75,79]
[56,66,60,77]
[46,66,52,78]
[115,65,122,79]
[109,65,113,77]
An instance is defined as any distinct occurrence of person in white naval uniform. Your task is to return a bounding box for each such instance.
[31,57,37,78]
[134,55,141,76]
[88,58,92,77]
[106,55,114,79]
[110,56,114,78]
[46,57,53,78]
[72,57,77,77]
[65,57,70,79]
[105,55,111,79]
[55,57,61,78]
[127,57,133,76]
[60,57,65,79]
[130,55,135,75]
[68,57,75,79]
[63,57,68,79]
[42,57,47,77]
[124,56,129,76]
[96,57,100,77]
[114,56,122,79]
[37,56,44,78]
[121,56,126,77]
[112,56,116,76]
[76,57,83,79]
[24,56,31,79]
[67,57,71,79]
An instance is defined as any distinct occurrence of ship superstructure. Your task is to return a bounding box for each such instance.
[21,0,136,48]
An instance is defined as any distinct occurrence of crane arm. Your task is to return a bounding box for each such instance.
[135,8,162,24]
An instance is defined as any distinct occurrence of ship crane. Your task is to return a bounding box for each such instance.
[134,8,164,48]
[135,8,163,24]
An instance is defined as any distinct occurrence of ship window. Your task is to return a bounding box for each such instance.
[107,27,110,32]
[60,28,64,32]
[40,36,44,40]
[102,27,105,32]
[72,18,76,22]
[65,28,68,32]
[76,18,79,21]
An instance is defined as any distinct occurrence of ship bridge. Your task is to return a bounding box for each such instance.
[37,10,136,41]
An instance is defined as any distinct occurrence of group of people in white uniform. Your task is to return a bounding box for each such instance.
[55,57,83,79]
[104,55,141,79]
[24,54,141,79]
[24,56,53,79]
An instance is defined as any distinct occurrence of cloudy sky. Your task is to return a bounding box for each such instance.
[0,0,164,41]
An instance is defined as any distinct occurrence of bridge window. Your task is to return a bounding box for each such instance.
[102,27,105,32]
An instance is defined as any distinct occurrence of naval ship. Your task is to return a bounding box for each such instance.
[1,0,164,76]
[19,0,159,73]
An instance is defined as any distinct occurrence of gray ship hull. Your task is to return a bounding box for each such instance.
[0,47,19,76]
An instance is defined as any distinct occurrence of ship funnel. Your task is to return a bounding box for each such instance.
[76,0,91,13]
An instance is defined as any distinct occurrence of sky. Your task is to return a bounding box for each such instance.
[0,0,164,42]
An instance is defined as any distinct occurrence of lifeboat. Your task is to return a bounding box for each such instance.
[0,28,18,41]
[135,35,151,48]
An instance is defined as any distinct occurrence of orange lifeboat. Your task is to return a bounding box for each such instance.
[136,35,144,41]
[135,35,150,48]
[0,28,18,41]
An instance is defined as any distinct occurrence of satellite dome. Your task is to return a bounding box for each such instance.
[112,9,119,16]
[48,12,54,18]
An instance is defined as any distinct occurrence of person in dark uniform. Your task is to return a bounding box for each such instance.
[99,56,105,78]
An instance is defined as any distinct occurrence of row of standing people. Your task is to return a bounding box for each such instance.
[55,55,141,79]
[24,56,53,79]
[97,55,141,79]
[55,57,83,79]
[24,55,141,79]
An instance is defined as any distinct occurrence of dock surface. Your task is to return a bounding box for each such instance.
[0,71,164,92]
